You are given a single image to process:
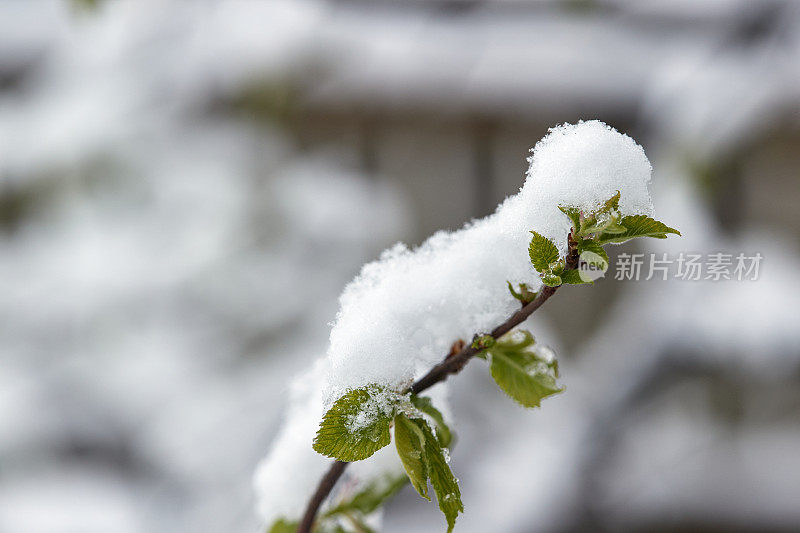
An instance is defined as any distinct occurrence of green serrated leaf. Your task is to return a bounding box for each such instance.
[325,473,408,518]
[411,395,452,447]
[394,414,430,500]
[558,205,582,231]
[528,231,560,273]
[418,420,463,533]
[313,386,396,462]
[597,215,681,244]
[507,281,537,304]
[486,331,564,408]
[561,269,592,285]
[267,519,298,533]
[541,272,562,287]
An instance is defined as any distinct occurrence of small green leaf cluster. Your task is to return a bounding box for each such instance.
[566,191,680,243]
[527,191,680,287]
[312,386,461,532]
[477,330,563,408]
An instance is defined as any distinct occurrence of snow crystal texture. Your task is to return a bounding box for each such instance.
[253,361,332,524]
[325,120,654,400]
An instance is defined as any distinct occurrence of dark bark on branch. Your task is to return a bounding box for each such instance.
[296,461,348,533]
[296,234,580,533]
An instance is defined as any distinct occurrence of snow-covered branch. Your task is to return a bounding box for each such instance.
[255,121,679,533]
[298,240,580,532]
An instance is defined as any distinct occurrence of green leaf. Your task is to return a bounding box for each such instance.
[579,213,614,236]
[507,281,537,304]
[599,216,627,235]
[558,205,581,231]
[528,231,560,273]
[418,421,463,533]
[394,416,463,532]
[313,386,396,462]
[561,269,592,285]
[394,414,430,500]
[486,331,564,408]
[541,272,562,287]
[411,395,452,447]
[601,190,621,212]
[597,215,681,244]
[267,519,298,533]
[578,191,626,236]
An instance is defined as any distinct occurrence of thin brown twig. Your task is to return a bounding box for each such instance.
[296,233,580,533]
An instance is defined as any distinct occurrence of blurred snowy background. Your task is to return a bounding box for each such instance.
[1,1,799,532]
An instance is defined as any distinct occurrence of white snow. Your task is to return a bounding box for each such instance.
[253,361,333,526]
[345,388,406,434]
[325,121,654,401]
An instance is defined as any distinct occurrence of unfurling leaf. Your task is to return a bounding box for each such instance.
[601,190,621,212]
[558,204,582,232]
[394,414,430,500]
[485,330,564,408]
[313,386,397,461]
[528,231,560,273]
[541,272,562,287]
[577,191,625,236]
[580,212,618,236]
[507,281,538,304]
[411,395,453,447]
[597,215,681,244]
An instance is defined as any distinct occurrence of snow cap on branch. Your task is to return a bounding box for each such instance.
[325,120,653,408]
[253,361,332,524]
[520,120,654,250]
